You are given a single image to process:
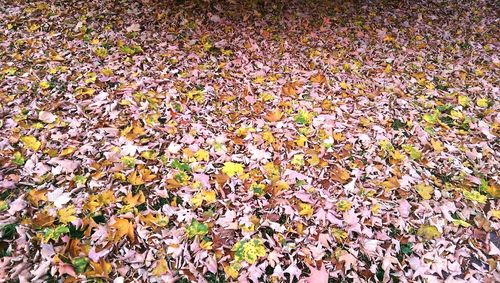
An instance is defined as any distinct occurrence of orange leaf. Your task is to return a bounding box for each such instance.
[264,108,283,122]
[28,189,48,207]
[123,191,145,207]
[331,166,350,184]
[310,72,326,84]
[110,218,135,242]
[282,83,297,96]
[85,260,112,278]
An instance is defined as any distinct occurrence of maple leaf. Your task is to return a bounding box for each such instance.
[44,225,70,242]
[485,182,500,198]
[186,219,208,238]
[232,238,267,264]
[417,225,441,240]
[123,191,145,207]
[282,83,297,96]
[151,259,168,276]
[304,262,329,283]
[85,260,112,278]
[476,98,489,108]
[336,200,352,212]
[20,135,41,151]
[111,218,135,242]
[58,205,77,224]
[298,202,314,217]
[11,151,25,166]
[264,108,283,122]
[224,263,240,279]
[28,189,48,207]
[463,190,487,204]
[194,149,210,161]
[127,167,156,185]
[222,162,244,177]
[310,72,326,84]
[416,183,433,200]
[74,87,96,97]
[331,166,350,184]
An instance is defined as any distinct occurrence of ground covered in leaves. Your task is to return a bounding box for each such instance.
[0,0,499,282]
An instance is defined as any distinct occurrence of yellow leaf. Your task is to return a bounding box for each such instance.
[94,47,108,58]
[202,190,216,204]
[151,259,168,276]
[140,150,158,160]
[75,87,96,96]
[430,139,444,152]
[391,150,405,161]
[111,218,135,241]
[451,219,471,227]
[222,162,244,177]
[200,240,213,250]
[417,225,441,240]
[84,72,97,84]
[262,131,275,144]
[476,98,489,108]
[20,135,41,151]
[384,64,392,74]
[194,149,209,162]
[458,95,469,107]
[127,168,156,186]
[57,206,77,224]
[416,183,433,200]
[224,264,239,279]
[253,76,265,84]
[491,210,500,219]
[298,202,313,217]
[191,193,204,207]
[101,68,113,76]
[336,200,352,212]
[333,132,345,141]
[291,154,305,167]
[295,135,307,147]
[339,81,350,90]
[60,146,77,156]
[308,154,320,166]
[127,170,145,186]
[39,81,50,89]
[124,191,145,207]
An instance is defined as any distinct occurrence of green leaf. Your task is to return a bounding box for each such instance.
[1,224,17,240]
[391,119,405,130]
[463,190,487,204]
[12,152,25,166]
[44,225,70,242]
[400,243,413,255]
[402,145,421,160]
[68,223,87,239]
[72,257,89,274]
[186,219,208,238]
[171,159,191,172]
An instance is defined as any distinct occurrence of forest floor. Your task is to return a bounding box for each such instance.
[0,0,499,282]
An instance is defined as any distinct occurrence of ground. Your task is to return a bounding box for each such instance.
[0,0,499,282]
